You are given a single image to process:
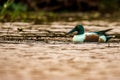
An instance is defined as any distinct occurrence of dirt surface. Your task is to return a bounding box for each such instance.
[0,21,120,80]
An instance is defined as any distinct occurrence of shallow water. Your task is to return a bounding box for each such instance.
[0,21,120,80]
[0,43,120,80]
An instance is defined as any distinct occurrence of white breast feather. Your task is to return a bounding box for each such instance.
[73,34,85,43]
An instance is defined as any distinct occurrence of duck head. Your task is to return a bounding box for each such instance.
[67,25,85,35]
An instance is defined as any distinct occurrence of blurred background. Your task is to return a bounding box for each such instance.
[0,0,120,22]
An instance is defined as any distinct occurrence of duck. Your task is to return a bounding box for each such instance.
[67,25,114,43]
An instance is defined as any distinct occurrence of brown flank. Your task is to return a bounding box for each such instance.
[84,34,99,42]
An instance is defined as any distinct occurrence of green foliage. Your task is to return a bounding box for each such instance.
[0,0,27,21]
[0,0,120,22]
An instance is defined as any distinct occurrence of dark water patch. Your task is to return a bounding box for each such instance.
[0,47,16,50]
[115,34,120,39]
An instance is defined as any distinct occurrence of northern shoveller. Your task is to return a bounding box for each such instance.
[67,25,115,43]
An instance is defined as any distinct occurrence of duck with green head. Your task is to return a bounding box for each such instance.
[67,25,114,43]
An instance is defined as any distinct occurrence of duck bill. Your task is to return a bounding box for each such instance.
[66,28,76,35]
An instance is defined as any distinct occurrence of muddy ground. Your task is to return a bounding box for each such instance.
[0,21,120,80]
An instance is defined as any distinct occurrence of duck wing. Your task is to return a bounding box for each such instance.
[94,29,112,35]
